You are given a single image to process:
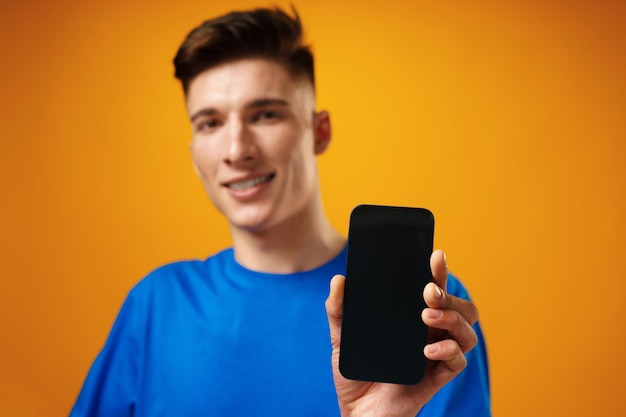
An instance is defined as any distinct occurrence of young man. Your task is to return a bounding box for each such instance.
[70,8,490,417]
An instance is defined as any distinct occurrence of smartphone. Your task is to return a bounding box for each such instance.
[339,204,434,385]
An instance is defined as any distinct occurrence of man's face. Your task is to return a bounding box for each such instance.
[186,59,330,233]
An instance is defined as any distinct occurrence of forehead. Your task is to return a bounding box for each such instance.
[185,59,314,113]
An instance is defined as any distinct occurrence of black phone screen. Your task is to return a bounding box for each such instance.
[339,205,434,385]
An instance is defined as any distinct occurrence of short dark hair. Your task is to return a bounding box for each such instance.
[173,7,315,94]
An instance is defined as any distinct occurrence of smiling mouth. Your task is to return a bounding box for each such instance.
[226,174,275,191]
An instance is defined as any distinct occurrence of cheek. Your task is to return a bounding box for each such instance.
[283,144,317,190]
[190,141,218,182]
[271,127,314,167]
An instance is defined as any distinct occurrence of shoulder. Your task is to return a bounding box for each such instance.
[139,249,232,284]
[125,249,232,304]
[132,259,203,291]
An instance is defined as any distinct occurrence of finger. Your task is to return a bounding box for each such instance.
[430,249,448,291]
[422,308,478,353]
[325,274,345,348]
[423,282,479,326]
[428,250,479,325]
[424,339,468,374]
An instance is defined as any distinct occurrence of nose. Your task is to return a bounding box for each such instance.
[223,118,258,166]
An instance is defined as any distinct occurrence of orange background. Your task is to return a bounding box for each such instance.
[1,0,625,415]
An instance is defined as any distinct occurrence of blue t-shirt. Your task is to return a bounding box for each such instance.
[70,247,490,416]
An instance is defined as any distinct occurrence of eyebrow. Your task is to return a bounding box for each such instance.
[248,98,289,108]
[189,98,289,123]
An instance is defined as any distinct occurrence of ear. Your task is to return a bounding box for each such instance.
[313,110,332,155]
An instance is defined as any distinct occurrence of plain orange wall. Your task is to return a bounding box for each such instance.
[1,0,625,415]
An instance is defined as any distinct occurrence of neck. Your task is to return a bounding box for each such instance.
[229,200,346,274]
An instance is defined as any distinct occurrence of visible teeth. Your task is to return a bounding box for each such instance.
[228,174,273,191]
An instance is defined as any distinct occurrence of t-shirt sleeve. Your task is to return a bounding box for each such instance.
[417,274,492,417]
[69,288,144,417]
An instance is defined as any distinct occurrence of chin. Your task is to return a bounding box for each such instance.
[227,208,276,233]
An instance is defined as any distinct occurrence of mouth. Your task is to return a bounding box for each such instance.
[224,173,275,191]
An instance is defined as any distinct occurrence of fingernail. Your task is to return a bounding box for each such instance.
[427,308,442,319]
[425,344,438,354]
[434,285,444,299]
[443,252,448,269]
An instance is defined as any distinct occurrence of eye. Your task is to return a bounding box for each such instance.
[195,118,221,133]
[252,110,283,123]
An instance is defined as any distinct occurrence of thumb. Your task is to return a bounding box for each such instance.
[430,249,449,293]
[325,274,345,348]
